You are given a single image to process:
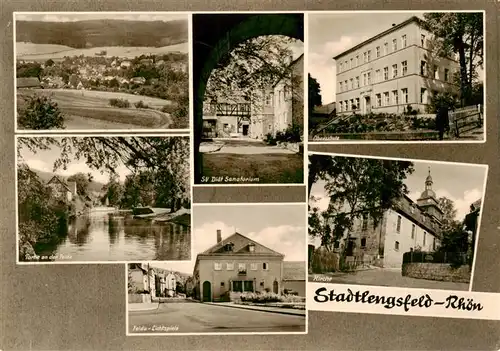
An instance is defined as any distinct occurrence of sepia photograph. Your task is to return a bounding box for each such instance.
[308,153,487,291]
[16,135,191,263]
[193,13,305,185]
[308,12,485,142]
[127,204,307,335]
[14,12,189,131]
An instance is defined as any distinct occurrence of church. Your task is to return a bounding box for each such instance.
[330,168,443,269]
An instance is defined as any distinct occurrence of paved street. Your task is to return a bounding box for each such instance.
[128,301,306,334]
[201,138,295,154]
[309,267,469,291]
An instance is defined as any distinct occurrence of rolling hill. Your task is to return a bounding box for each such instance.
[16,19,188,48]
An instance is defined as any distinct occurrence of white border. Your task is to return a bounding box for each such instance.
[305,10,487,145]
[125,202,308,336]
[307,282,500,320]
[15,133,193,265]
[307,150,489,293]
[13,11,191,134]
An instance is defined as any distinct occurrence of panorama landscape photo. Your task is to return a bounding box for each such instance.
[15,13,189,131]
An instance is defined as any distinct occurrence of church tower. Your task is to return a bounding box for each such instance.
[416,168,444,222]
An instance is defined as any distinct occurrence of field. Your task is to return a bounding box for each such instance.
[16,89,182,130]
[16,42,189,61]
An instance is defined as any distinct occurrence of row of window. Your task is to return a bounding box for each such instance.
[339,60,408,93]
[214,262,269,271]
[396,215,436,249]
[394,238,436,251]
[339,34,413,72]
[339,60,452,95]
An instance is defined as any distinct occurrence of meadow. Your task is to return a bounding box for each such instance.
[17,89,177,130]
[16,42,189,61]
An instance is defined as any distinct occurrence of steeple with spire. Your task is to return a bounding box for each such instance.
[417,167,443,222]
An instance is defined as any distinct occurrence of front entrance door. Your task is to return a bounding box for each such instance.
[202,281,211,302]
[273,280,279,294]
[242,125,249,136]
[364,96,371,114]
[346,239,355,256]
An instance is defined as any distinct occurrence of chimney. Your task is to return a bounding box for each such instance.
[217,229,222,243]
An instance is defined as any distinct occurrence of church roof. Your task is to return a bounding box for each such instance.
[395,195,442,237]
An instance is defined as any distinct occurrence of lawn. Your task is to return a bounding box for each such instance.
[202,153,304,184]
[17,89,177,129]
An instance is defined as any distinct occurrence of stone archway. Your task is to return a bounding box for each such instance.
[192,14,304,183]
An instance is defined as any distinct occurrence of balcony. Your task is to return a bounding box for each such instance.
[237,269,247,276]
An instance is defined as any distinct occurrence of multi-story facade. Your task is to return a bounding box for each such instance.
[202,54,304,140]
[193,230,285,302]
[270,54,304,135]
[128,263,177,298]
[328,169,443,268]
[334,16,459,115]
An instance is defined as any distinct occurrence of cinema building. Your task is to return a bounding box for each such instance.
[334,16,460,116]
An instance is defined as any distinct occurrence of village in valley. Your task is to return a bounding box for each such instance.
[15,13,189,130]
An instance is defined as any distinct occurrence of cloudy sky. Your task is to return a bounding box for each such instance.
[15,13,186,23]
[308,12,426,105]
[309,154,487,224]
[18,139,131,185]
[152,204,307,274]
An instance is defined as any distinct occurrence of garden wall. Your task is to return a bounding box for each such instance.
[312,130,439,141]
[402,263,471,283]
[310,249,340,273]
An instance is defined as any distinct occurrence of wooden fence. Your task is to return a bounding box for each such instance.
[449,104,483,138]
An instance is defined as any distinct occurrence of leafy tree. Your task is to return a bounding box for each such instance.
[308,74,322,115]
[309,155,414,267]
[308,154,334,196]
[423,12,483,106]
[438,196,459,228]
[45,59,55,67]
[17,62,43,78]
[437,196,469,258]
[18,137,190,212]
[17,164,68,260]
[102,174,123,207]
[206,35,301,108]
[176,281,185,294]
[18,94,65,130]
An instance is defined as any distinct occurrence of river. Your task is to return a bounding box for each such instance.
[36,209,191,262]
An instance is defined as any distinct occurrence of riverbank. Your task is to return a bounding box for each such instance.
[153,208,191,226]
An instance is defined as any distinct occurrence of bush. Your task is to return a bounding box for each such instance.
[264,132,277,146]
[18,94,65,130]
[109,98,130,108]
[134,100,149,109]
[282,124,302,142]
[161,104,177,114]
[233,291,305,304]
